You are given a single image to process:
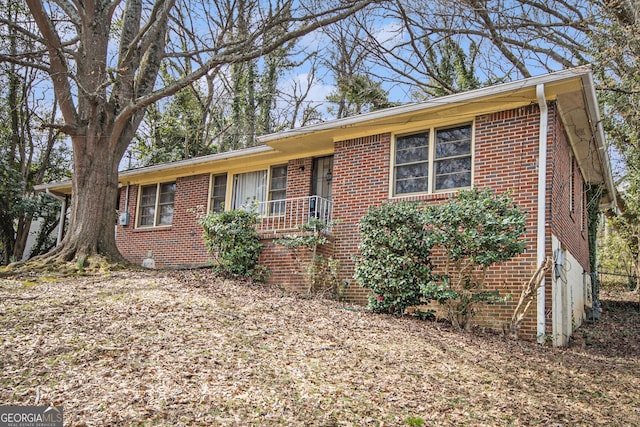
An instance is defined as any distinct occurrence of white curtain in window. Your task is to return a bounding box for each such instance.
[232,170,267,211]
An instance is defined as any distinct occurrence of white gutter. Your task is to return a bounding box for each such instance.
[259,66,594,144]
[581,72,617,210]
[536,84,548,343]
[118,144,275,179]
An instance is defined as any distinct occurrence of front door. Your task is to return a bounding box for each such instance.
[311,156,333,200]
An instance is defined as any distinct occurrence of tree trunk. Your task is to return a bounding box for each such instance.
[635,247,640,292]
[1,223,15,265]
[12,218,31,261]
[46,132,125,263]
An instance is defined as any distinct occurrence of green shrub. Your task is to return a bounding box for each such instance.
[422,188,527,329]
[199,208,266,280]
[354,189,526,327]
[354,201,436,315]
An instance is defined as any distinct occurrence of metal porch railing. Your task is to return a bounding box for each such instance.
[257,195,333,234]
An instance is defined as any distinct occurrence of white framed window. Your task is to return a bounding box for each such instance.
[393,123,473,196]
[138,182,176,227]
[210,173,228,213]
[229,165,288,214]
[394,131,430,195]
[268,165,288,215]
[434,124,473,191]
[232,170,267,211]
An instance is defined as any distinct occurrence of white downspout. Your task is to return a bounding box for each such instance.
[56,196,67,245]
[536,84,548,343]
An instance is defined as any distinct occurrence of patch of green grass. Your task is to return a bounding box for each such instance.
[405,415,426,426]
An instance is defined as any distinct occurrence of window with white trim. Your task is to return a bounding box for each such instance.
[434,125,473,191]
[394,131,430,195]
[232,170,267,211]
[138,182,176,227]
[393,123,472,195]
[268,165,287,215]
[210,173,227,213]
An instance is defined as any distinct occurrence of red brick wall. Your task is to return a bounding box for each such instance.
[115,162,323,284]
[116,174,210,267]
[286,158,313,198]
[471,104,549,337]
[331,133,392,302]
[327,105,559,339]
[259,234,335,294]
[550,110,590,271]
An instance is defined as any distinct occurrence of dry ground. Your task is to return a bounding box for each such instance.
[1,268,638,426]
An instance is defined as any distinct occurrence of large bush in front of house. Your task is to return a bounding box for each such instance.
[422,188,527,329]
[354,201,436,315]
[199,208,266,280]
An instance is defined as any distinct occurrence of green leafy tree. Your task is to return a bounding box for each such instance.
[133,82,217,166]
[422,188,527,329]
[322,13,398,119]
[327,74,397,117]
[606,183,640,291]
[216,0,300,151]
[414,38,483,99]
[589,1,640,295]
[599,214,637,289]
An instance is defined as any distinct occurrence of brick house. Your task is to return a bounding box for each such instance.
[41,67,615,345]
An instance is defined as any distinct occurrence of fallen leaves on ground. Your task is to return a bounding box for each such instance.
[1,269,638,426]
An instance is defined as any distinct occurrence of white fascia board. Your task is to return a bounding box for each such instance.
[34,145,275,193]
[579,72,617,208]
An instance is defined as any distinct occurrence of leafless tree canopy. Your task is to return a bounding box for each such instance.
[356,0,594,97]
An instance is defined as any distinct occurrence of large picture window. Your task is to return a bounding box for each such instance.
[138,182,176,227]
[393,123,472,195]
[232,170,267,211]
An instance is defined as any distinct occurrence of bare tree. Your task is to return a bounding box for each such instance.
[365,0,592,98]
[321,12,392,118]
[0,0,376,264]
[591,0,640,293]
[277,52,323,129]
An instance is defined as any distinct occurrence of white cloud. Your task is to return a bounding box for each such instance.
[370,21,405,50]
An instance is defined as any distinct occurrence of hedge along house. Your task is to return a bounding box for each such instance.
[40,67,615,346]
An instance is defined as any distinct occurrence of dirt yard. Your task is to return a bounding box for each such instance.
[1,268,638,426]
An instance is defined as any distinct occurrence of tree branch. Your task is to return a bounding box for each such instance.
[120,0,376,120]
[25,0,78,131]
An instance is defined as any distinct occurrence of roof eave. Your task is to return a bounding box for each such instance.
[258,66,595,145]
[580,72,617,209]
